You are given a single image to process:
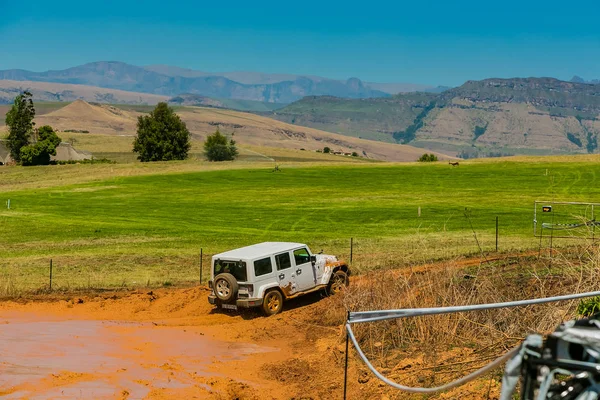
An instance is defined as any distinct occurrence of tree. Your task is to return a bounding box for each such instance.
[418,153,438,162]
[20,125,62,166]
[133,102,191,162]
[204,129,238,161]
[5,91,36,163]
[351,152,359,157]
[323,146,331,153]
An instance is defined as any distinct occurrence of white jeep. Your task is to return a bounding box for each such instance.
[208,242,350,315]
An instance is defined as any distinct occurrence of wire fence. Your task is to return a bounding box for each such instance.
[0,213,575,298]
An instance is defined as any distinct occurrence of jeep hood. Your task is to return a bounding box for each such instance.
[315,254,338,267]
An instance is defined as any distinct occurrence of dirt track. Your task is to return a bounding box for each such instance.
[1,252,545,399]
[0,253,535,399]
[0,287,356,399]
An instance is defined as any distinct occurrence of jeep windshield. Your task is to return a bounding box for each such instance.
[213,259,247,282]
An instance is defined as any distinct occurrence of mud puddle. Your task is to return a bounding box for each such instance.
[0,313,276,399]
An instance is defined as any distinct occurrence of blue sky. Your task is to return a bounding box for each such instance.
[1,0,598,86]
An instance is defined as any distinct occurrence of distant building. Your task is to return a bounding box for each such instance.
[0,141,11,165]
[0,140,92,165]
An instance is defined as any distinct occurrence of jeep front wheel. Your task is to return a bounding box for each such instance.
[262,290,283,316]
[327,270,349,296]
[214,273,238,302]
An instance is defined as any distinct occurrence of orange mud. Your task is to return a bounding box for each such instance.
[0,253,530,399]
[0,288,357,399]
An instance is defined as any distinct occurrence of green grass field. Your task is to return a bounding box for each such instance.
[2,158,599,294]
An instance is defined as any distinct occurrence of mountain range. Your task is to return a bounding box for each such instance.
[271,77,600,157]
[0,61,437,104]
[2,61,600,157]
[571,76,600,85]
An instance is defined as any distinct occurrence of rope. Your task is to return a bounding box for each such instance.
[346,323,519,393]
[345,290,600,393]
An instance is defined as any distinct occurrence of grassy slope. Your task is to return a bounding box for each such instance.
[271,93,437,142]
[2,157,600,292]
[215,98,286,112]
[57,131,379,164]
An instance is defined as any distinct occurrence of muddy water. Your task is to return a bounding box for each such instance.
[0,314,275,399]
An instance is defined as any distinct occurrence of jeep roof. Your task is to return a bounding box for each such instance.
[213,242,306,260]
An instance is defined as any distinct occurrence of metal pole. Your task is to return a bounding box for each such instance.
[593,205,595,241]
[49,259,53,291]
[200,248,203,284]
[350,238,353,263]
[495,216,499,252]
[344,311,350,400]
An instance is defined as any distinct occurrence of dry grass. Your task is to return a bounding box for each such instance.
[7,100,454,162]
[309,243,600,396]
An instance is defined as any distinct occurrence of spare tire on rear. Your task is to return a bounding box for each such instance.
[214,273,238,302]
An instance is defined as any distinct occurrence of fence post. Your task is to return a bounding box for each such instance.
[496,216,499,252]
[350,238,353,263]
[343,311,350,400]
[200,248,203,284]
[49,259,53,291]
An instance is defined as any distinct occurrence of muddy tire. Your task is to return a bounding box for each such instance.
[327,270,349,296]
[262,290,283,316]
[214,273,238,302]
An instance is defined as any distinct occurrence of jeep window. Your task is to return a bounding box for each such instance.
[254,257,273,277]
[293,248,311,265]
[214,260,247,282]
[275,252,292,270]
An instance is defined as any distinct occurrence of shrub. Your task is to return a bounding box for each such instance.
[323,146,331,154]
[54,157,116,165]
[20,125,62,166]
[577,296,600,317]
[204,129,238,161]
[418,153,438,162]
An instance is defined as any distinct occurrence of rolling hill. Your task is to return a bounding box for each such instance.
[35,100,141,135]
[1,100,452,162]
[271,77,600,157]
[0,80,168,105]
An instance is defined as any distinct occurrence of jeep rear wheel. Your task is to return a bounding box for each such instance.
[327,270,349,296]
[214,273,238,302]
[262,290,283,316]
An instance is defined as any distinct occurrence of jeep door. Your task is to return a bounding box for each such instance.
[292,247,317,291]
[274,251,297,296]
